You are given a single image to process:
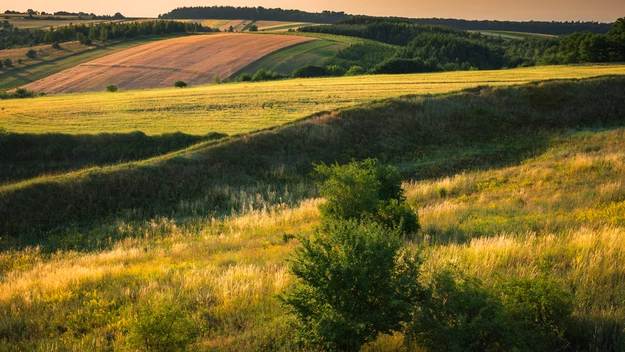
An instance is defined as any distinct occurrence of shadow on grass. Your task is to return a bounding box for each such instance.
[1,76,625,252]
[0,130,227,185]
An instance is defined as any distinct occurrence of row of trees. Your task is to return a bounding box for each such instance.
[282,159,574,351]
[0,20,214,49]
[159,6,349,24]
[298,17,625,74]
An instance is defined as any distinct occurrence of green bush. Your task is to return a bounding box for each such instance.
[282,220,421,352]
[498,277,574,350]
[249,24,258,31]
[252,68,271,82]
[174,80,188,88]
[235,72,252,82]
[409,271,513,352]
[326,65,347,77]
[315,159,419,235]
[26,49,37,59]
[345,66,365,76]
[127,303,197,351]
[3,58,12,68]
[292,65,328,78]
[51,41,61,49]
[106,85,118,93]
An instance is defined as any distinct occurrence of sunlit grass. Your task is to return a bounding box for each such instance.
[2,64,624,136]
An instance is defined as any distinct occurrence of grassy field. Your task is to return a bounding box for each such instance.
[232,40,346,76]
[1,64,624,136]
[0,36,185,91]
[470,30,558,40]
[22,34,316,94]
[1,77,625,350]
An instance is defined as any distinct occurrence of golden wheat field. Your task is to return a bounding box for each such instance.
[2,64,625,136]
[21,33,316,94]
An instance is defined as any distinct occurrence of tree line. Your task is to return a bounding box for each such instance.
[0,20,215,50]
[297,17,625,74]
[159,6,349,24]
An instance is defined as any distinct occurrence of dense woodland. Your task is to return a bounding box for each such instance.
[0,20,214,49]
[160,6,614,34]
[160,6,349,24]
[298,17,625,74]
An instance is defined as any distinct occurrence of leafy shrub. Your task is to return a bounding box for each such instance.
[106,85,118,92]
[292,65,328,78]
[252,68,271,82]
[249,24,258,31]
[76,32,92,45]
[282,220,421,351]
[3,58,12,68]
[235,72,252,82]
[315,159,419,235]
[345,65,365,76]
[174,80,188,88]
[409,271,513,352]
[51,41,61,49]
[26,49,37,59]
[127,303,197,351]
[0,88,42,100]
[372,58,440,74]
[326,65,346,77]
[498,277,573,350]
[409,272,575,352]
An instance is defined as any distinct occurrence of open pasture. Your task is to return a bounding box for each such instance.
[2,64,625,136]
[21,33,316,94]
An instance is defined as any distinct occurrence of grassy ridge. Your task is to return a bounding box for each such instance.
[2,64,625,136]
[2,79,625,350]
[2,76,625,240]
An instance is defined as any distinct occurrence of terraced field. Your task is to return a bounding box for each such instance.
[21,33,316,94]
[3,64,624,136]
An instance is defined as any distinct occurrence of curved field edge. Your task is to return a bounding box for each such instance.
[2,64,625,136]
[230,39,347,77]
[0,36,187,91]
[1,76,625,238]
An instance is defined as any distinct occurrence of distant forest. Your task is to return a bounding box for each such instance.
[159,6,349,24]
[159,6,614,35]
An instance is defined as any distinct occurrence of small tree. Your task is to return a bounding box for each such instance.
[212,76,220,84]
[26,49,37,59]
[315,159,419,234]
[106,85,118,92]
[282,220,422,351]
[248,24,258,32]
[292,65,328,78]
[51,41,61,49]
[174,80,187,88]
[346,66,365,76]
[227,25,234,33]
[326,65,347,77]
[235,73,252,82]
[3,58,12,68]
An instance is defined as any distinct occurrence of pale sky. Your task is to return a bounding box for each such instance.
[3,0,624,22]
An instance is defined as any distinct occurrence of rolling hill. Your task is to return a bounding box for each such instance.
[21,33,316,94]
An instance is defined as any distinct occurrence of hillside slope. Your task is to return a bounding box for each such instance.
[22,34,316,94]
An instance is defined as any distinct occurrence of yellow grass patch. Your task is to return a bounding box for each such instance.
[22,33,316,94]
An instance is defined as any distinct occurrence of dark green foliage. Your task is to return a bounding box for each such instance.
[292,65,328,78]
[409,272,574,352]
[409,271,513,352]
[51,41,60,49]
[252,68,285,82]
[498,277,573,350]
[235,72,252,82]
[0,88,42,100]
[282,220,422,351]
[127,303,197,351]
[315,159,419,234]
[0,20,214,50]
[373,58,440,74]
[3,58,12,68]
[325,65,346,77]
[160,6,349,24]
[345,65,365,76]
[248,24,258,32]
[174,80,187,88]
[327,42,398,71]
[106,85,118,92]
[25,49,37,59]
